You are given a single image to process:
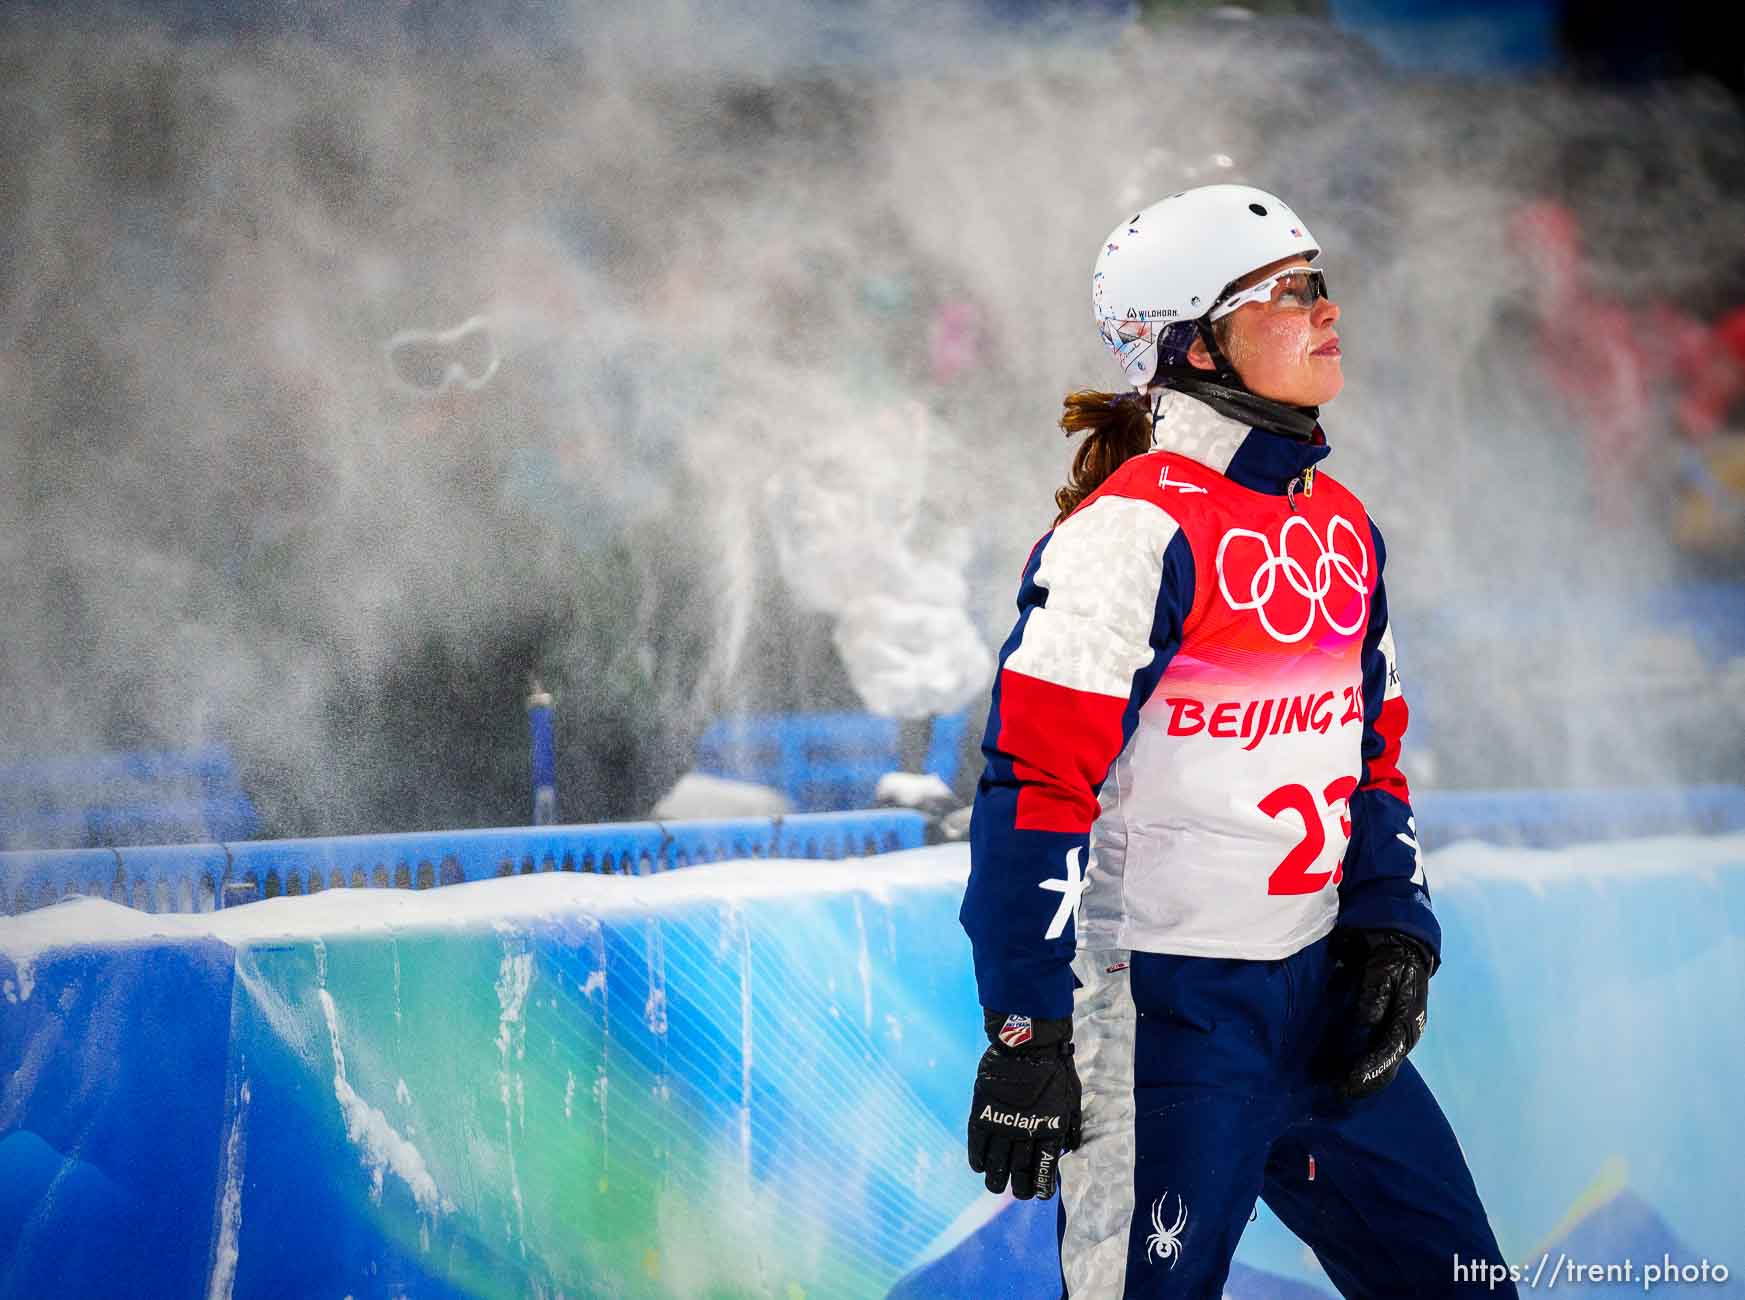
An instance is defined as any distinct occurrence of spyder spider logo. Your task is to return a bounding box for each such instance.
[1145,1190,1189,1269]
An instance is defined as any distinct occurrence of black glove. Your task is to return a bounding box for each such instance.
[967,1010,1082,1200]
[1335,929,1434,1100]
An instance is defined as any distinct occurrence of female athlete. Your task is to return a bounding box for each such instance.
[959,184,1516,1298]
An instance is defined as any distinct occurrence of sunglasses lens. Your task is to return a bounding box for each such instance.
[386,322,498,392]
[1210,267,1328,320]
[389,340,453,390]
[1273,270,1325,309]
[452,323,496,378]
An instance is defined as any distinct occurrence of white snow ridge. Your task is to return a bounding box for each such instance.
[318,989,449,1217]
[205,1076,251,1300]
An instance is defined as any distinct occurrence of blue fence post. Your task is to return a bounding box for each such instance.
[528,682,558,827]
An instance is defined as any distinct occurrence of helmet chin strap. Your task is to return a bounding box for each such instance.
[1195,316,1244,388]
[1160,317,1321,441]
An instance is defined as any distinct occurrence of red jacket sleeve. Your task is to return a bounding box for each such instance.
[959,487,1195,1018]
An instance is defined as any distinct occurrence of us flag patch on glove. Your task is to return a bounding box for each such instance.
[999,1015,1034,1048]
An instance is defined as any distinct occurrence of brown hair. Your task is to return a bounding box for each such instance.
[1052,389,1154,524]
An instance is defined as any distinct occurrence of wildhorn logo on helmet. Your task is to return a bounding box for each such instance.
[1215,514,1369,643]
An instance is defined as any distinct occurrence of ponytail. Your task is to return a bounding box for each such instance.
[1052,389,1155,525]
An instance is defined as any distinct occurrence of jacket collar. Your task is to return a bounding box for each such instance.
[1152,388,1332,497]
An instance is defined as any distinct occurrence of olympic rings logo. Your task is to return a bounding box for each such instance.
[1215,514,1369,643]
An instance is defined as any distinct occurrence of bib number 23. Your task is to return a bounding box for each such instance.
[1259,777,1358,895]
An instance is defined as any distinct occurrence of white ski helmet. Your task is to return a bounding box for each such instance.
[1092,184,1319,391]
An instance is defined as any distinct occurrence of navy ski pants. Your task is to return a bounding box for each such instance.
[1056,931,1516,1298]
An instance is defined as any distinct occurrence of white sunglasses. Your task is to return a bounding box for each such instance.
[384,315,500,395]
[1208,266,1329,322]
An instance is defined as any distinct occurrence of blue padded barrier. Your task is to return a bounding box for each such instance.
[0,746,240,791]
[696,711,974,811]
[0,746,260,850]
[13,798,263,848]
[1419,579,1745,664]
[1414,784,1745,849]
[697,713,902,811]
[0,811,928,916]
[5,832,1745,1298]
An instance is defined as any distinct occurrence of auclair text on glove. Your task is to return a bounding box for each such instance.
[977,1106,1064,1133]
